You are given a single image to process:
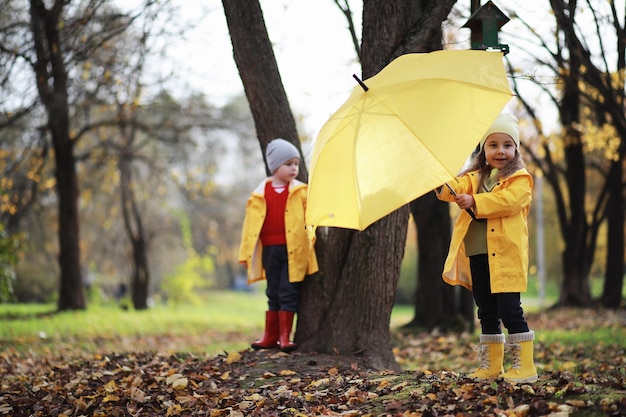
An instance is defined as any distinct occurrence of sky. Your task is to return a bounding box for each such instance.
[125,0,625,160]
[161,0,552,155]
[165,1,364,158]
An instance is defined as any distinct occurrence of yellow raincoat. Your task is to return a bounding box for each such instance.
[238,179,318,285]
[437,169,533,293]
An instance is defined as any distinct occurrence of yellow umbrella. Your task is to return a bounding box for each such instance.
[306,49,513,232]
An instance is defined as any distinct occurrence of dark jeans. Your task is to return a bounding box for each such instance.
[262,245,301,312]
[469,254,529,335]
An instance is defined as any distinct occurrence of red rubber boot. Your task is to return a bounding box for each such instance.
[251,310,279,349]
[278,310,297,353]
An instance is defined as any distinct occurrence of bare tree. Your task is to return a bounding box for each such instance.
[1,0,137,310]
[30,0,85,310]
[509,0,624,307]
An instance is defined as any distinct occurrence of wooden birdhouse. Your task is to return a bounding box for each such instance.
[462,1,510,54]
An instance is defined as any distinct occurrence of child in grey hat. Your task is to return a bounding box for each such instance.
[238,138,318,352]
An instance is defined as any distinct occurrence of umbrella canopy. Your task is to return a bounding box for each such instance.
[306,49,513,232]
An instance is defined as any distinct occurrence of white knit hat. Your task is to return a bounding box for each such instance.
[480,113,520,148]
[266,138,300,173]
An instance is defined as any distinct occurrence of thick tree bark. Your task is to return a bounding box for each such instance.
[130,237,150,310]
[30,0,85,311]
[221,0,307,181]
[405,0,474,332]
[301,0,458,370]
[302,1,416,371]
[223,0,458,370]
[298,216,408,371]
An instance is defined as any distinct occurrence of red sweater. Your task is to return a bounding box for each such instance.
[260,181,288,246]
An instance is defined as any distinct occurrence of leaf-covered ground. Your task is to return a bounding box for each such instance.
[1,308,625,416]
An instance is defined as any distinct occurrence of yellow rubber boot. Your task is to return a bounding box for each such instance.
[468,333,505,380]
[502,331,538,383]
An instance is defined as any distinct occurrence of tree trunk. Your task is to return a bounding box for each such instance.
[119,154,150,311]
[223,0,457,370]
[405,0,474,333]
[557,80,592,306]
[303,0,417,371]
[601,2,626,308]
[299,214,408,370]
[301,0,458,370]
[602,159,625,308]
[551,1,593,306]
[221,0,307,181]
[30,0,85,311]
[407,193,474,332]
[130,237,150,310]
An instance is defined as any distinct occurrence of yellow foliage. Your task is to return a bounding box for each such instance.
[226,352,242,364]
[0,177,12,188]
[581,121,620,161]
[160,253,214,304]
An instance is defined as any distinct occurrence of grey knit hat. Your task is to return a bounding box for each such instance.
[266,138,300,173]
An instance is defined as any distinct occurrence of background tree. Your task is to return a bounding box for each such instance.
[29,0,88,310]
[2,0,234,307]
[0,1,44,241]
[105,2,184,310]
[179,95,262,290]
[504,0,624,307]
[549,0,624,309]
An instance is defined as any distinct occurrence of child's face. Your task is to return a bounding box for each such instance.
[483,133,517,169]
[273,158,300,184]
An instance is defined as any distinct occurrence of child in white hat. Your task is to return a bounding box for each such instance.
[437,113,538,383]
[238,138,318,352]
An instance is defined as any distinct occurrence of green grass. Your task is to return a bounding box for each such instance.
[537,327,624,346]
[0,291,269,357]
[1,292,412,341]
[0,293,418,358]
[0,291,265,338]
[1,291,623,358]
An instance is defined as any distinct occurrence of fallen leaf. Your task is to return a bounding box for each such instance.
[172,377,188,390]
[130,386,150,403]
[225,352,242,364]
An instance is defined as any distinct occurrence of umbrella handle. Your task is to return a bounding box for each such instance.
[444,183,478,221]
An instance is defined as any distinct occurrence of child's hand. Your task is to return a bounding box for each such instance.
[454,194,475,211]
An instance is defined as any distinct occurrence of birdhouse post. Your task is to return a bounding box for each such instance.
[462,1,510,54]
